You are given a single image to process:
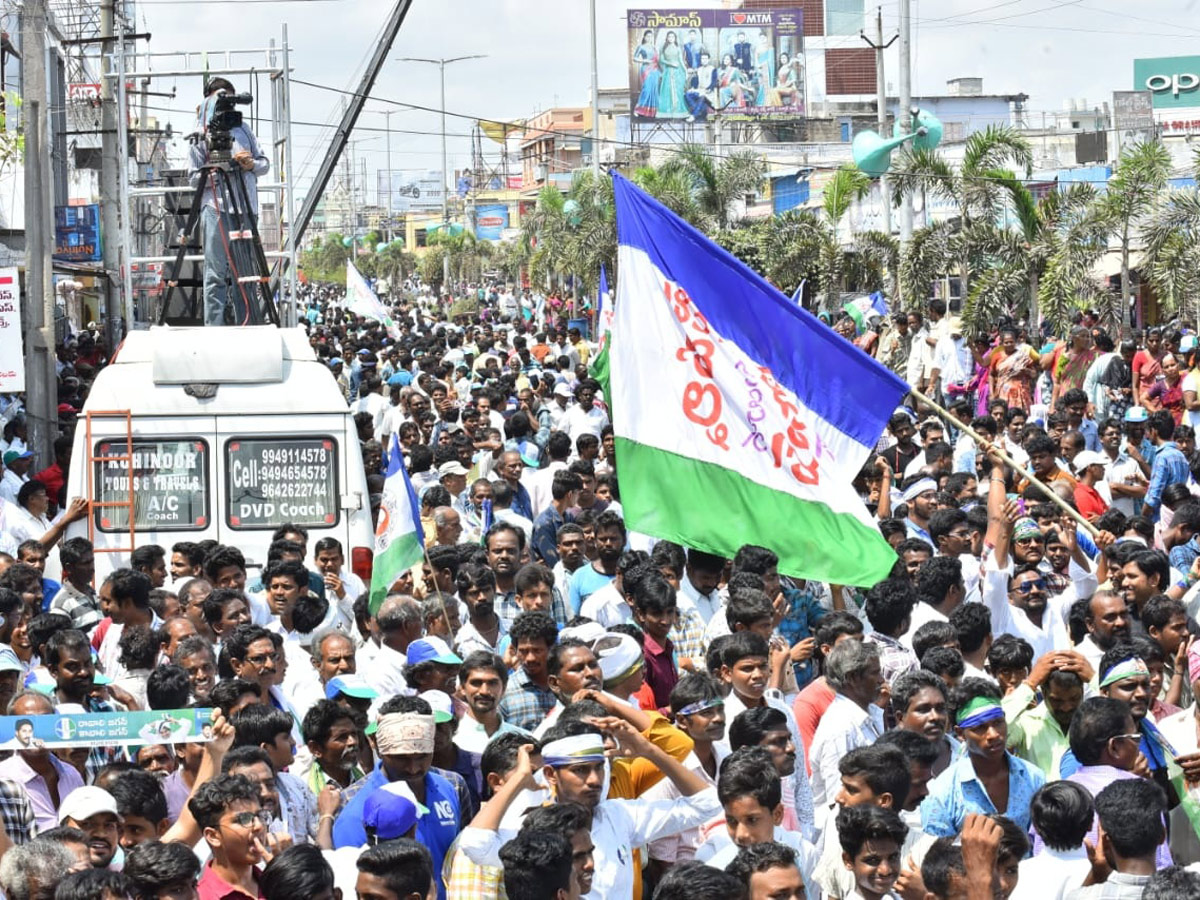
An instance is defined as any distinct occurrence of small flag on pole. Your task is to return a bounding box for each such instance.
[791,280,806,306]
[369,435,425,615]
[609,173,906,586]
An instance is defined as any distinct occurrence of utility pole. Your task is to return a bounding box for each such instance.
[382,109,397,241]
[589,0,600,177]
[345,138,357,260]
[22,0,56,466]
[99,0,122,349]
[897,0,913,282]
[861,7,896,238]
[396,55,487,293]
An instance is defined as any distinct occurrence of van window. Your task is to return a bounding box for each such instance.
[94,439,209,531]
[226,437,339,530]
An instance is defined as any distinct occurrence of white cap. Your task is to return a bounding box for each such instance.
[553,382,572,398]
[1072,450,1109,474]
[58,786,118,824]
[418,689,455,724]
[437,461,469,478]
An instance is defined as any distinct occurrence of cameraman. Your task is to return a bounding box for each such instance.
[188,77,270,327]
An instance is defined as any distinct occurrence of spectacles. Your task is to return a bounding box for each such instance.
[245,651,281,666]
[1109,733,1142,746]
[227,810,270,828]
[1015,579,1046,594]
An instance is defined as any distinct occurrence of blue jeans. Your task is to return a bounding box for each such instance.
[202,205,253,326]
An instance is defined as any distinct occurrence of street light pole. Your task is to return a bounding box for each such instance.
[590,0,600,177]
[396,55,486,294]
[382,109,398,241]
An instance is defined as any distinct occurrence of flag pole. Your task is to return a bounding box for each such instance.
[420,542,458,638]
[908,388,1100,538]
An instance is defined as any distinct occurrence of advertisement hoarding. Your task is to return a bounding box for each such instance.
[376,170,445,213]
[0,268,20,393]
[627,8,804,122]
[1133,57,1200,110]
[475,204,510,242]
[53,204,102,263]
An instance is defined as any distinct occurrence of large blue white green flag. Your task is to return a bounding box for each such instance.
[346,262,397,336]
[610,173,903,585]
[370,434,425,613]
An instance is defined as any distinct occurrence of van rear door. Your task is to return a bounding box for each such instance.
[214,414,351,566]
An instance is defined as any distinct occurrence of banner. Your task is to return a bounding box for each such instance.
[376,170,445,213]
[627,8,804,122]
[475,204,510,242]
[0,268,22,393]
[0,707,213,749]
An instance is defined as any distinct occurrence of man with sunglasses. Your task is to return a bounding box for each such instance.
[191,773,277,900]
[981,454,1073,662]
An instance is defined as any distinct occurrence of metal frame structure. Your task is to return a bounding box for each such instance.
[104,30,299,326]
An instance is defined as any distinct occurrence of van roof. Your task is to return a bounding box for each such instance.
[82,326,352,416]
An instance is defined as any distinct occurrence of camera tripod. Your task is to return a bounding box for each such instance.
[159,147,280,326]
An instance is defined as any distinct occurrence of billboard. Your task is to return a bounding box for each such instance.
[475,204,509,242]
[53,204,102,262]
[376,170,444,213]
[627,8,804,122]
[0,269,22,393]
[1133,57,1200,110]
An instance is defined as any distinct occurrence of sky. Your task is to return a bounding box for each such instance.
[131,0,1200,209]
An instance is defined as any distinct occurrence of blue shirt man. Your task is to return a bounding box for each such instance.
[1144,411,1190,519]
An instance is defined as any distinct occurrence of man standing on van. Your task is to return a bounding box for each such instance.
[188,77,269,327]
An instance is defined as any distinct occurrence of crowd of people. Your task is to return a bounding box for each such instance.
[0,280,1199,900]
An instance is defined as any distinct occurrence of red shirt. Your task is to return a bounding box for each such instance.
[197,862,263,900]
[793,676,836,775]
[1074,482,1109,520]
[641,631,678,711]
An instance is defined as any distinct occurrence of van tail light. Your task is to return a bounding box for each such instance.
[352,547,373,583]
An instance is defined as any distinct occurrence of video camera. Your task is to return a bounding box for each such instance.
[202,90,253,153]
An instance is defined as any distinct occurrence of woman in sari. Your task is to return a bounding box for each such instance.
[769,53,801,107]
[657,31,688,118]
[1148,352,1186,424]
[717,54,749,108]
[753,31,775,106]
[1047,326,1097,410]
[989,327,1040,411]
[633,30,660,118]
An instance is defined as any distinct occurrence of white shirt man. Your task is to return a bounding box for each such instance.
[561,403,609,443]
[808,693,886,813]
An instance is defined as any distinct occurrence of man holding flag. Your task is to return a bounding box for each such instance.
[370,433,427,616]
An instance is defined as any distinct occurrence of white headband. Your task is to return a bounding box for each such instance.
[542,733,607,767]
[375,713,434,756]
[902,478,938,502]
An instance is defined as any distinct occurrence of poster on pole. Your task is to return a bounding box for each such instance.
[627,8,804,122]
[0,268,23,393]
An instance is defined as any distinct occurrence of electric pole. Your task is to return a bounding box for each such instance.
[589,0,600,177]
[99,0,122,349]
[21,0,57,466]
[861,7,896,238]
[898,0,913,269]
[383,109,397,241]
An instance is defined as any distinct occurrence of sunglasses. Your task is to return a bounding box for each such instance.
[227,810,270,828]
[1015,579,1046,594]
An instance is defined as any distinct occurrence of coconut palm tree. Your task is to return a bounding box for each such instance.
[654,143,767,230]
[1099,140,1172,314]
[889,125,1033,301]
[1143,148,1200,320]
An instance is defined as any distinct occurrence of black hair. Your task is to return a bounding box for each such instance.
[838,745,911,804]
[719,631,770,669]
[520,801,593,838]
[992,813,1031,862]
[514,563,554,595]
[55,870,135,900]
[725,841,798,889]
[355,838,433,899]
[123,841,201,900]
[864,578,917,637]
[631,574,677,615]
[201,588,248,628]
[118,624,160,670]
[1143,595,1186,632]
[187,773,260,831]
[717,746,781,810]
[499,830,574,900]
[509,611,558,649]
[649,540,686,576]
[202,545,245,583]
[815,611,864,650]
[260,844,335,900]
[949,602,992,654]
[110,568,152,610]
[223,624,273,664]
[232,704,294,750]
[1094,778,1167,858]
[302,699,364,748]
[668,672,724,715]
[1030,781,1094,851]
[1127,549,1171,594]
[836,804,907,859]
[912,620,958,661]
[986,633,1034,673]
[652,860,748,900]
[874,727,941,769]
[481,732,540,786]
[891,669,948,719]
[1144,867,1200,900]
[146,665,191,710]
[209,678,261,718]
[920,838,965,900]
[109,769,168,825]
[1069,696,1132,765]
[727,706,788,751]
[460,650,508,686]
[916,556,962,607]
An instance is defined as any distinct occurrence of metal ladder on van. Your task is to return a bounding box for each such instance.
[84,410,138,563]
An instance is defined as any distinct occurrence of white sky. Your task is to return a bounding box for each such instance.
[133,0,1200,207]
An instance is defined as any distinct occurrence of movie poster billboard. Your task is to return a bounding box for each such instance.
[627,8,804,122]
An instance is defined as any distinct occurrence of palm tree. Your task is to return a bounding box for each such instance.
[1099,140,1172,313]
[890,125,1033,302]
[1143,149,1200,320]
[631,163,704,227]
[654,143,766,230]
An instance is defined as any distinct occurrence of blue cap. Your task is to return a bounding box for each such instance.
[363,781,426,839]
[405,637,462,667]
[388,371,413,387]
[325,674,379,701]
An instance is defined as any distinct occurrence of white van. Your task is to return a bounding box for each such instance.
[64,326,375,584]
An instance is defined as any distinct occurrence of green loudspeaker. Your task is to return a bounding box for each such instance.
[851,108,944,178]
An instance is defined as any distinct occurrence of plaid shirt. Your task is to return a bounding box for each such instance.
[0,777,36,845]
[68,696,125,781]
[865,631,919,686]
[497,589,569,630]
[497,667,558,732]
[49,582,102,632]
[669,604,706,671]
[1064,872,1153,900]
[445,842,506,900]
[778,582,829,688]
